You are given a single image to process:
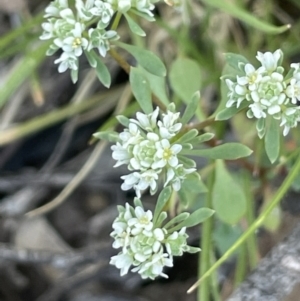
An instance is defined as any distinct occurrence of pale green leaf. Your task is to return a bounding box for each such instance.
[163,212,190,229]
[116,41,166,77]
[181,91,200,124]
[93,131,119,142]
[213,222,243,255]
[124,13,146,36]
[202,0,290,34]
[176,129,199,144]
[192,133,215,144]
[170,208,214,231]
[116,115,130,127]
[153,187,172,224]
[212,160,246,224]
[216,101,249,120]
[93,53,111,88]
[183,143,253,160]
[0,41,51,108]
[139,66,169,106]
[169,57,201,103]
[130,67,153,114]
[224,53,249,71]
[265,117,280,163]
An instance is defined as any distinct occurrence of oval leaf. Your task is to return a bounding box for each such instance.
[130,67,153,114]
[212,160,246,224]
[116,41,166,77]
[153,187,172,224]
[93,53,111,88]
[139,66,169,106]
[216,101,249,120]
[181,91,200,125]
[169,57,201,103]
[184,143,253,160]
[265,117,280,164]
[202,0,290,34]
[124,13,146,37]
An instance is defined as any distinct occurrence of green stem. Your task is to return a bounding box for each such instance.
[111,11,123,31]
[234,243,246,286]
[188,152,300,294]
[243,172,258,269]
[198,167,214,301]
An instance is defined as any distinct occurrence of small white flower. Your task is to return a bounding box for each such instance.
[90,0,115,28]
[165,165,196,191]
[111,142,130,167]
[121,170,159,197]
[76,0,95,21]
[88,28,118,57]
[59,22,88,57]
[110,252,134,276]
[153,140,182,169]
[54,52,78,73]
[130,107,159,131]
[158,110,182,139]
[132,0,155,17]
[286,78,300,104]
[256,49,283,73]
[136,250,173,279]
[44,0,69,18]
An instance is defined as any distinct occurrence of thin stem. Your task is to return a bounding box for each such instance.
[234,243,247,287]
[108,48,131,74]
[243,171,259,269]
[188,151,300,294]
[111,11,122,31]
[198,167,214,301]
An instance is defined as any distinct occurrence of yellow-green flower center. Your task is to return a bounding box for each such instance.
[163,148,172,160]
[72,37,82,48]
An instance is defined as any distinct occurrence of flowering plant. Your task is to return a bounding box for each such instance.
[3,0,300,300]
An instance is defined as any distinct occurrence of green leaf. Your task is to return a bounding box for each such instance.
[134,197,144,208]
[213,222,243,255]
[130,67,153,114]
[169,57,201,103]
[181,91,200,124]
[116,41,166,77]
[192,133,215,144]
[153,187,172,225]
[0,41,51,109]
[224,53,249,71]
[84,50,97,68]
[176,129,199,144]
[177,155,197,169]
[171,208,214,231]
[93,131,119,142]
[202,0,291,34]
[116,115,130,127]
[178,173,208,208]
[216,101,249,120]
[212,160,247,224]
[262,205,281,232]
[93,53,111,88]
[124,13,146,36]
[184,143,253,160]
[155,211,168,228]
[163,212,190,229]
[265,117,280,164]
[139,66,169,106]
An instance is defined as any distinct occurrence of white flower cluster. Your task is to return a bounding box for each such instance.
[40,0,119,81]
[111,106,197,197]
[225,49,300,136]
[110,201,199,279]
[40,0,158,81]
